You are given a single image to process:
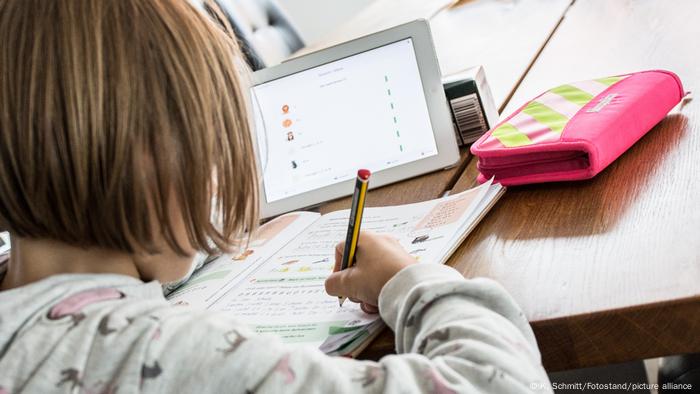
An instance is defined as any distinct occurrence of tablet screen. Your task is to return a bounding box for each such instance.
[252,38,438,203]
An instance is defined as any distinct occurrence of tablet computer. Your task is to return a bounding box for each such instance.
[250,20,459,218]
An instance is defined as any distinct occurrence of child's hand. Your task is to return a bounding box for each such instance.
[325,232,416,313]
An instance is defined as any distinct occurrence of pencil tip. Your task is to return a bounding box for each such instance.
[338,297,345,307]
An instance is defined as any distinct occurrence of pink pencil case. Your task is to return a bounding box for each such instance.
[470,70,684,186]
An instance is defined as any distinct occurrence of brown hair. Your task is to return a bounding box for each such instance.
[0,0,258,255]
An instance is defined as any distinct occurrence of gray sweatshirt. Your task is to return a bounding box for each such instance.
[0,261,552,393]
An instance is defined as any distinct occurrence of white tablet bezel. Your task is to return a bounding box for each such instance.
[250,20,459,218]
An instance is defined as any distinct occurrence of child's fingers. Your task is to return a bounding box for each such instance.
[360,303,379,314]
[324,269,358,299]
[332,241,345,272]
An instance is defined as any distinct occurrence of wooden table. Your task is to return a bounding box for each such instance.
[318,0,700,372]
[429,0,571,112]
[356,0,700,372]
[452,0,700,371]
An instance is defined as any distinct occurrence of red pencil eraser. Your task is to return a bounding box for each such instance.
[357,169,371,180]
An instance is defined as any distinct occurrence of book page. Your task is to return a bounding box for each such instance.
[352,178,493,265]
[167,211,320,308]
[0,231,10,256]
[208,180,495,348]
[207,214,377,348]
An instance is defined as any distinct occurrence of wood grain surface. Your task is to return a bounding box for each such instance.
[295,0,571,110]
[448,0,700,371]
[318,149,471,214]
[429,0,571,110]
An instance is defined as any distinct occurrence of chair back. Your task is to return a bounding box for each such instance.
[215,0,304,70]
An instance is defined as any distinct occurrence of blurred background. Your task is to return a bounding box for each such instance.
[208,0,379,70]
[277,0,373,44]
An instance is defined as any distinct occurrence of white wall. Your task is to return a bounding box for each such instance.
[276,0,375,45]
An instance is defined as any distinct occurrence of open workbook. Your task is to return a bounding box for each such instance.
[167,179,504,356]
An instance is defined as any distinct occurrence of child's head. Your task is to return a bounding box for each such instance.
[0,0,258,279]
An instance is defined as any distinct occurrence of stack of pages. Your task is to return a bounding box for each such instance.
[0,232,10,263]
[167,179,504,356]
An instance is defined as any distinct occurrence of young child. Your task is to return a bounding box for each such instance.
[0,0,551,392]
